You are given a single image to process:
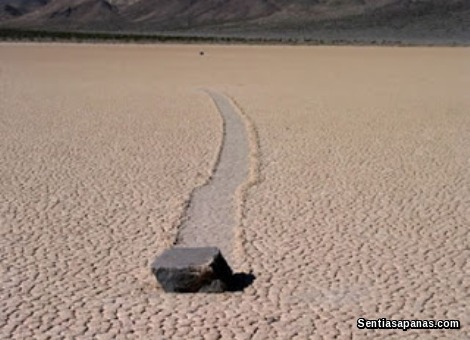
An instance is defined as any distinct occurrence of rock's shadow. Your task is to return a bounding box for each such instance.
[228,272,256,292]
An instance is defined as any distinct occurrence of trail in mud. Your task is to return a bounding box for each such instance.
[176,90,250,265]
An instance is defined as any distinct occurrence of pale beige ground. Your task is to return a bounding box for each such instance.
[0,44,469,339]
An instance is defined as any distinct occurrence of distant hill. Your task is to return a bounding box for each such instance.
[1,0,469,44]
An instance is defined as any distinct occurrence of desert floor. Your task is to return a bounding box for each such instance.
[0,43,469,339]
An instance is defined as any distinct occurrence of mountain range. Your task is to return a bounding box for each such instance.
[1,0,469,43]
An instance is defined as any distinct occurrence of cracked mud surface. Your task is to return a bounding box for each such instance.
[1,44,469,339]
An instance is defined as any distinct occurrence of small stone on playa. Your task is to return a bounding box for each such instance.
[151,247,233,293]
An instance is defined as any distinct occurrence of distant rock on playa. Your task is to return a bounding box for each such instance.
[151,247,233,293]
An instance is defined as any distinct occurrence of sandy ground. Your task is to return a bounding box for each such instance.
[1,43,469,339]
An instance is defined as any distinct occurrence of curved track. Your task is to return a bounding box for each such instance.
[176,90,250,265]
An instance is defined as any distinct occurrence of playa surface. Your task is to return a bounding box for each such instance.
[1,43,469,339]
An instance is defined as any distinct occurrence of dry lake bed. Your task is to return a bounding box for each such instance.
[0,43,469,339]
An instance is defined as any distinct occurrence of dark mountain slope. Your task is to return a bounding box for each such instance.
[0,0,49,20]
[1,0,468,44]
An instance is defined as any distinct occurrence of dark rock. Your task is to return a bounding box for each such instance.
[151,247,233,293]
